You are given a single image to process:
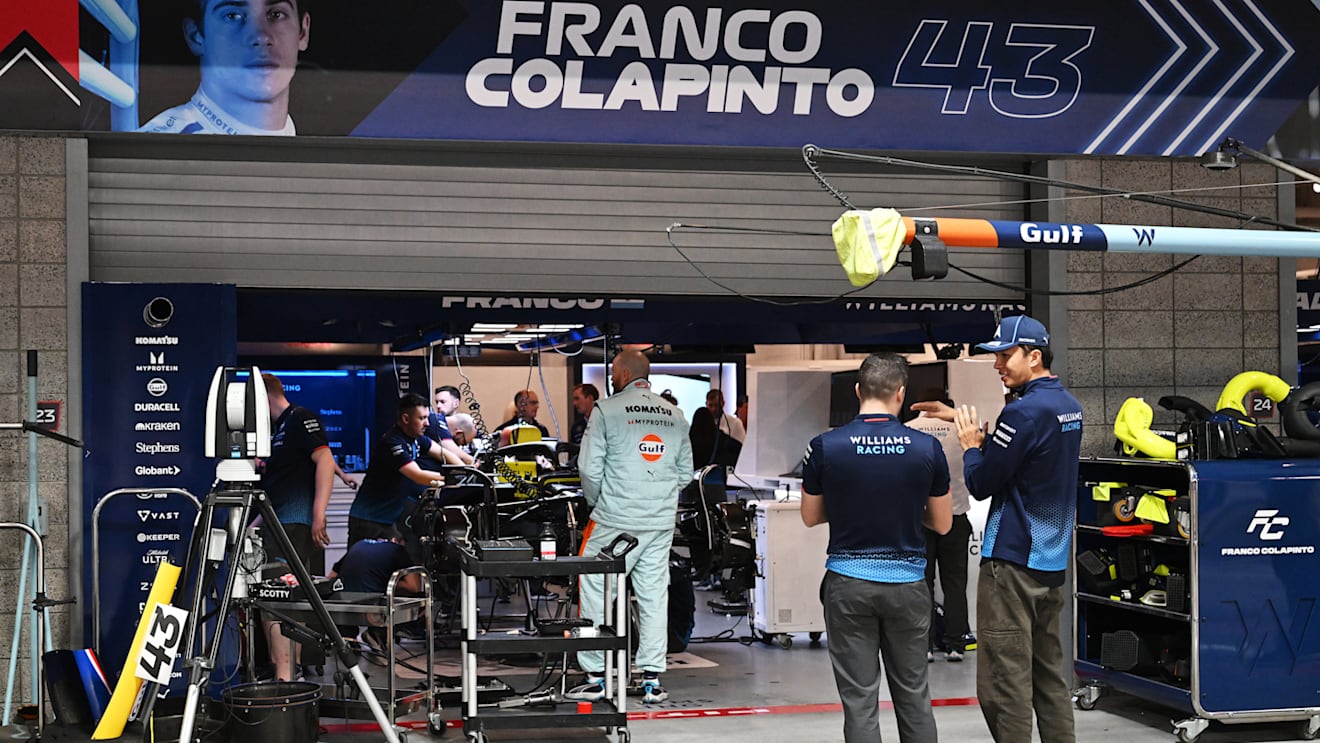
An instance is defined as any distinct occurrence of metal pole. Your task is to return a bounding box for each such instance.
[0,523,46,741]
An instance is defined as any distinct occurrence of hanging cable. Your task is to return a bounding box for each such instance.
[803,144,1320,233]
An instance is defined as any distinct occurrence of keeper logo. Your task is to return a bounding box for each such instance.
[638,434,665,462]
[1248,509,1289,541]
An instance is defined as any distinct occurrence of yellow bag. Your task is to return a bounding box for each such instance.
[831,208,905,286]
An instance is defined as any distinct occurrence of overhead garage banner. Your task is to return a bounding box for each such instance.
[6,0,1320,156]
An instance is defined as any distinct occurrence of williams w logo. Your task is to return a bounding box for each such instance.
[1224,598,1314,674]
[1248,509,1289,541]
[1131,227,1156,246]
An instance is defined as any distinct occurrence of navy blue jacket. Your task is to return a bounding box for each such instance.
[964,376,1082,576]
[803,413,949,583]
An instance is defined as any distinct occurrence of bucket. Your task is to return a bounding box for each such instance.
[222,681,321,743]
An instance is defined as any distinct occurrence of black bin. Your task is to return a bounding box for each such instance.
[222,681,321,743]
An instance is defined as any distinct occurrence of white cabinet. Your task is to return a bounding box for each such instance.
[751,500,830,637]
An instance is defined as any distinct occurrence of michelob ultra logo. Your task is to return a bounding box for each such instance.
[638,433,665,462]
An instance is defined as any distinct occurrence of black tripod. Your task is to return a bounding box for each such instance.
[168,482,401,743]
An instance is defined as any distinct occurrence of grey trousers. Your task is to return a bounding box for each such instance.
[976,559,1076,743]
[822,571,938,743]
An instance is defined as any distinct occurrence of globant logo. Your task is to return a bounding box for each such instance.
[135,465,181,476]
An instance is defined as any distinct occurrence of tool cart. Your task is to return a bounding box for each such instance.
[256,565,440,734]
[1072,457,1320,742]
[458,537,634,743]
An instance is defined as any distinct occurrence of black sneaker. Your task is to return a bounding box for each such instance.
[960,632,977,651]
[564,674,605,702]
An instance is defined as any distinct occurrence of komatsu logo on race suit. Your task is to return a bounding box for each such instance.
[638,433,666,461]
[625,404,673,415]
[1019,223,1084,244]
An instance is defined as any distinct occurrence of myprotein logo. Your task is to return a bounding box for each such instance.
[136,421,181,432]
[638,434,666,462]
[135,465,181,476]
[146,378,168,397]
[1248,509,1289,541]
[136,441,181,455]
[136,352,179,373]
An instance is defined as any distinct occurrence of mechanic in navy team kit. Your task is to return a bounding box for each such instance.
[801,352,952,743]
[347,393,447,548]
[913,315,1083,743]
[257,372,355,681]
[424,385,474,466]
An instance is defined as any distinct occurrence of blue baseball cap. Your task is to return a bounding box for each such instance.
[976,315,1050,352]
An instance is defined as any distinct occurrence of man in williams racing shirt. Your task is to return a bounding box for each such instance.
[913,314,1083,743]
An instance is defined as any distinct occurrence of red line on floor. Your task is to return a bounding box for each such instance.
[319,696,981,732]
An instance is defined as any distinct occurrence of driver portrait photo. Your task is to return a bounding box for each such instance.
[139,0,309,135]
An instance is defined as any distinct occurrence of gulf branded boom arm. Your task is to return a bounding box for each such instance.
[902,217,1320,259]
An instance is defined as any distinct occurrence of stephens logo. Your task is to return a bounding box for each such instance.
[638,434,665,462]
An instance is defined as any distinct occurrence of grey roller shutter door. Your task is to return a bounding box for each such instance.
[88,141,1026,300]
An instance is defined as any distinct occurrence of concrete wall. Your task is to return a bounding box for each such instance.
[1062,158,1287,456]
[0,134,74,705]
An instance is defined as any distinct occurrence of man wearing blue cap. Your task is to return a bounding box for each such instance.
[913,314,1083,743]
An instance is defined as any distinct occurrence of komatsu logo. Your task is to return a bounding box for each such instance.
[1019,223,1084,244]
[441,296,606,310]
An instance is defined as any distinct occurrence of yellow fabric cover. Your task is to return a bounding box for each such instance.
[1216,371,1291,414]
[831,208,906,287]
[1113,397,1177,460]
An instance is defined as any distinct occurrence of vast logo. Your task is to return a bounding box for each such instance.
[1248,509,1289,541]
[638,433,665,462]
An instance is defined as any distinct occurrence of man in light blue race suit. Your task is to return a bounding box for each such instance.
[567,349,692,705]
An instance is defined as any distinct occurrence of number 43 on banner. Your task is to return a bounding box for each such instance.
[135,603,188,685]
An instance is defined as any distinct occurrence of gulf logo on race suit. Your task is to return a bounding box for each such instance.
[638,434,665,462]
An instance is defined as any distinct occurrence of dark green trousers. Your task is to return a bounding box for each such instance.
[976,559,1075,743]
